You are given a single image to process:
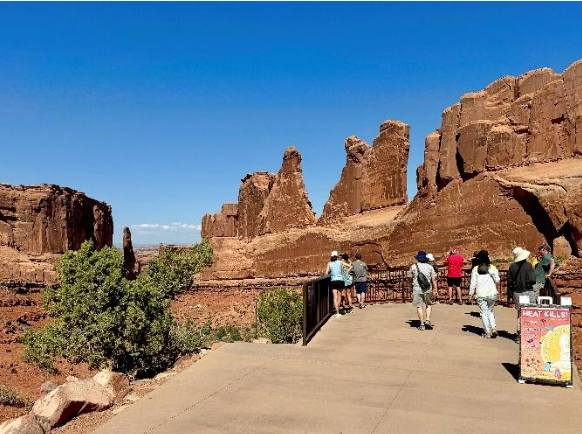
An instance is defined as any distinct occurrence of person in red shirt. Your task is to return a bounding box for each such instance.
[444,246,466,305]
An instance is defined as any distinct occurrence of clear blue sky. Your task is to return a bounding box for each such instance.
[2,2,581,245]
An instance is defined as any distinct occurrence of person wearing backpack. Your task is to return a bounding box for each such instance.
[468,250,500,338]
[508,247,536,308]
[508,247,537,342]
[409,251,437,331]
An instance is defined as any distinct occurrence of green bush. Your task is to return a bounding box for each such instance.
[148,240,213,298]
[0,385,31,408]
[171,320,214,354]
[23,238,213,376]
[257,288,303,344]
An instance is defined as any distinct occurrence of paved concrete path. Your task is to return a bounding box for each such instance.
[94,304,582,434]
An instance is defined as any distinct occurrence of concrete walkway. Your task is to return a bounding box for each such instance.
[94,304,582,434]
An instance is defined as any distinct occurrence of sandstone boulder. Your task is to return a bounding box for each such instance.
[93,370,130,403]
[0,414,44,434]
[256,147,316,235]
[31,378,113,428]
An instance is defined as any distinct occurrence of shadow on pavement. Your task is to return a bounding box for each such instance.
[464,311,481,318]
[462,324,484,336]
[406,320,421,328]
[502,362,520,381]
[498,330,518,341]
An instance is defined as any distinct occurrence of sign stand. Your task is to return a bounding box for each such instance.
[518,296,573,387]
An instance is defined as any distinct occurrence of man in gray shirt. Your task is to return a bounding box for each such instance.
[352,253,368,309]
[409,251,438,331]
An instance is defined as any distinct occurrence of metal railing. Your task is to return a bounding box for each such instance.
[302,275,332,345]
[302,267,512,345]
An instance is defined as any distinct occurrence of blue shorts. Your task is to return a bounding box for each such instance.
[355,282,368,294]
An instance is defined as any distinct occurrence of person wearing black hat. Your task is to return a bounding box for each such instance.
[468,250,500,338]
[409,251,438,331]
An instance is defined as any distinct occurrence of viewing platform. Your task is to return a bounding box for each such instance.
[93,303,582,434]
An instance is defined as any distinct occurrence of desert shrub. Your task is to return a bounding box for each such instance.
[171,320,214,354]
[147,239,213,298]
[0,385,31,408]
[23,239,213,376]
[257,288,302,344]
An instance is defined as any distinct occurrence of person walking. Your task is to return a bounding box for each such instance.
[444,247,465,305]
[340,253,354,311]
[325,251,345,318]
[534,244,556,300]
[352,253,368,309]
[468,250,500,338]
[409,251,437,331]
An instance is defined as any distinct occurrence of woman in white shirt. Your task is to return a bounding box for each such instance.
[469,250,500,339]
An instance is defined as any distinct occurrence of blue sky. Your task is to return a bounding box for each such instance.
[1,2,581,245]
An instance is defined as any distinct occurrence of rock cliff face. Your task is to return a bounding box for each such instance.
[122,227,137,280]
[321,120,409,223]
[407,59,582,261]
[201,147,315,239]
[201,204,238,238]
[0,184,113,284]
[200,58,582,281]
[256,147,316,235]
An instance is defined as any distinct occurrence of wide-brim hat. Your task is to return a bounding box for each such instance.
[426,253,434,262]
[331,250,339,257]
[513,247,530,262]
[415,251,428,261]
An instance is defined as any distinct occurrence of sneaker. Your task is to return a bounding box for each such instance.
[334,313,341,318]
[425,319,434,329]
[418,324,426,331]
[482,332,492,339]
[491,329,498,339]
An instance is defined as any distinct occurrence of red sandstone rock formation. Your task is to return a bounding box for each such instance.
[321,120,410,223]
[122,227,137,280]
[238,173,274,239]
[202,147,315,239]
[0,184,113,284]
[256,147,316,235]
[200,58,582,282]
[201,203,238,238]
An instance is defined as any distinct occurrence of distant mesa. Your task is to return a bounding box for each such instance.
[0,184,113,285]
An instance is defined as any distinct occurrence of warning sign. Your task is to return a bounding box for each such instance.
[519,306,572,386]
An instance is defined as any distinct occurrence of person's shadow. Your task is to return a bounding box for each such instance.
[462,324,484,336]
[464,311,480,318]
[406,320,421,328]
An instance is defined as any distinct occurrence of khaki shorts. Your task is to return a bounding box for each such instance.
[413,292,433,308]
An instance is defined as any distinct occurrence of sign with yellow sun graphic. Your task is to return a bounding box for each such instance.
[519,306,572,387]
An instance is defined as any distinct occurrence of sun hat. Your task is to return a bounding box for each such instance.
[331,250,339,257]
[415,251,428,261]
[426,253,434,262]
[512,247,530,262]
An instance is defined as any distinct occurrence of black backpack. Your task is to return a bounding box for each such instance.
[415,264,432,291]
[508,262,524,294]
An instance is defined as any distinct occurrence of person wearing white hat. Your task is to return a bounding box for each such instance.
[508,247,537,341]
[325,251,344,318]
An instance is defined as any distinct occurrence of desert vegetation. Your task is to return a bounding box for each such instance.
[21,239,213,376]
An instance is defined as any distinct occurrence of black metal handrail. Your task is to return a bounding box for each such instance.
[302,267,512,345]
[302,275,332,346]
